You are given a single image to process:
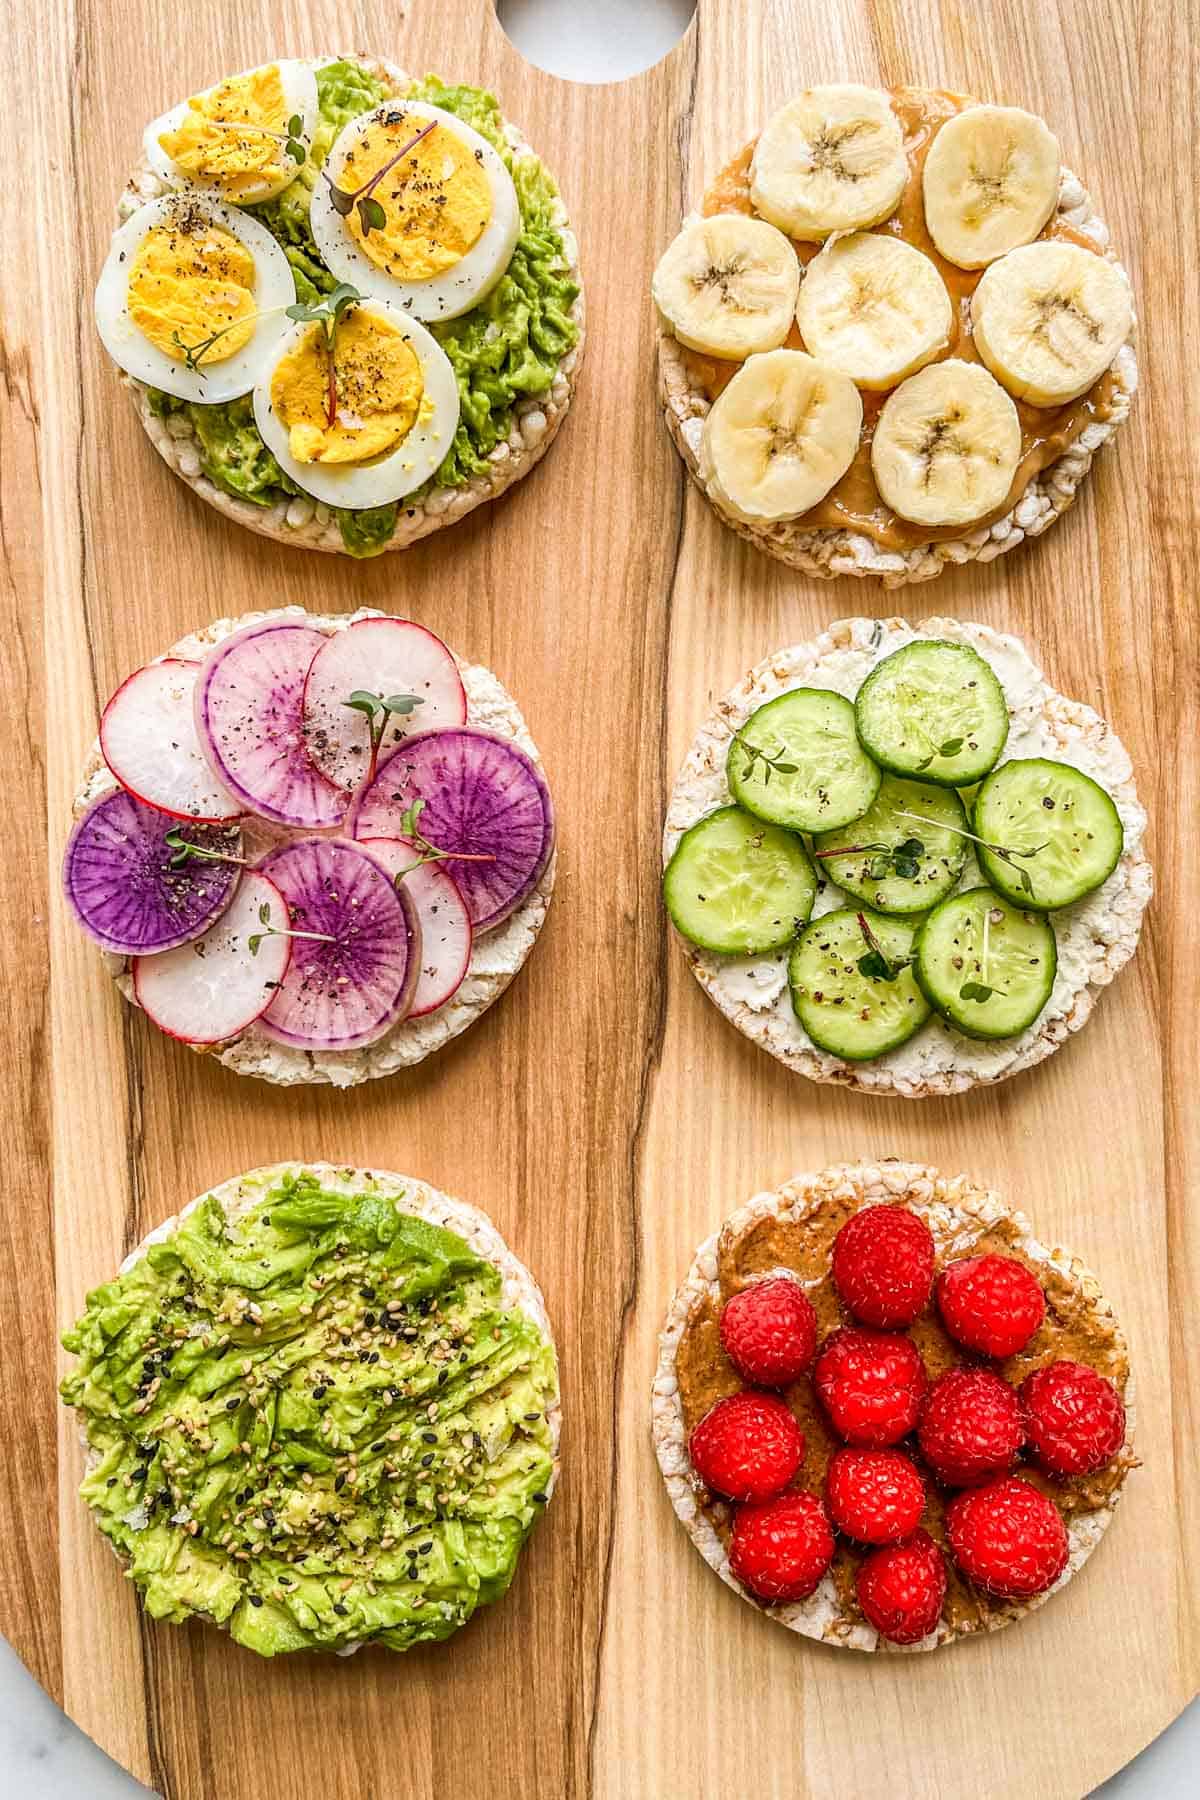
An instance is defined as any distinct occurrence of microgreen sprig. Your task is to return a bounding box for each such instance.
[164,827,245,869]
[960,903,1007,1004]
[732,733,798,787]
[322,116,437,237]
[343,688,425,784]
[813,835,926,882]
[200,111,308,165]
[892,810,1048,901]
[247,901,336,958]
[391,798,497,883]
[854,911,907,983]
[285,283,363,427]
[170,303,290,373]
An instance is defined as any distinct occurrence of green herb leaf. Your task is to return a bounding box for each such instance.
[959,980,995,1003]
[939,737,964,757]
[857,949,898,982]
[400,799,427,838]
[358,195,387,235]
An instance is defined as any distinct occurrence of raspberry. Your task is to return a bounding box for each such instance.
[826,1447,926,1544]
[831,1205,935,1328]
[946,1476,1069,1598]
[856,1529,947,1644]
[729,1491,835,1603]
[936,1253,1046,1358]
[720,1277,817,1387]
[689,1390,804,1503]
[813,1327,927,1447]
[1019,1360,1125,1476]
[917,1367,1024,1487]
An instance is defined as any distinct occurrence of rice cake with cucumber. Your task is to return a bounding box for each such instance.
[105,56,583,557]
[654,85,1135,587]
[662,616,1151,1098]
[69,606,555,1088]
[61,1162,559,1657]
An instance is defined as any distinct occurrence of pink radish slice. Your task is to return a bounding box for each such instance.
[255,838,420,1051]
[63,789,241,957]
[348,728,554,933]
[101,660,240,822]
[358,837,473,1017]
[194,620,345,829]
[301,619,467,796]
[132,871,291,1043]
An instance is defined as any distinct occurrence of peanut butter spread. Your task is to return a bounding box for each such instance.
[685,88,1121,553]
[675,1192,1133,1635]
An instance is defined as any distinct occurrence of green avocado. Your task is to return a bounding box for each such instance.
[146,62,580,557]
[61,1170,557,1657]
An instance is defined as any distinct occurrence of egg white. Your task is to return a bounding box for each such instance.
[143,60,319,204]
[252,299,462,507]
[309,101,520,322]
[94,194,298,403]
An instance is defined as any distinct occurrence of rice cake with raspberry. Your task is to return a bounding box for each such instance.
[663,616,1152,1098]
[650,1160,1137,1652]
[657,86,1135,587]
[72,606,555,1088]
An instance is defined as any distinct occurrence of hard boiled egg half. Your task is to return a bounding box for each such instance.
[94,194,296,403]
[252,299,461,506]
[143,60,319,204]
[310,101,520,321]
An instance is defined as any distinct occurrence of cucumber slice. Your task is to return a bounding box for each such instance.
[788,908,931,1061]
[855,641,1009,787]
[664,807,817,954]
[811,774,969,915]
[972,758,1124,910]
[727,688,882,832]
[915,887,1056,1040]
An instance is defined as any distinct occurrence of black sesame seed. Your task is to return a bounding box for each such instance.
[333,1602,349,1616]
[248,1594,263,1608]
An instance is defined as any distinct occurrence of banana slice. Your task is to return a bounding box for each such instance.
[652,214,801,359]
[922,105,1060,268]
[871,358,1021,527]
[750,86,908,242]
[796,232,953,390]
[699,349,862,524]
[971,240,1133,406]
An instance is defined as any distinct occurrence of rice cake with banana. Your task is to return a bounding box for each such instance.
[654,85,1136,586]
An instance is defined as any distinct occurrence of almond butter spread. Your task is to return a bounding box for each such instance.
[685,87,1121,553]
[674,1193,1132,1635]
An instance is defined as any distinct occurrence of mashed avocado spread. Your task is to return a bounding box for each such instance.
[147,61,580,556]
[60,1168,557,1656]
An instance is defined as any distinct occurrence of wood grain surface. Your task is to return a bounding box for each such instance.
[2,1,1196,1796]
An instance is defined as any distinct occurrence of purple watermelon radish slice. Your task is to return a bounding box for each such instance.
[348,728,554,933]
[63,788,241,957]
[255,838,420,1051]
[194,620,345,829]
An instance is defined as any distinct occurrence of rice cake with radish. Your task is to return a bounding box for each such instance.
[72,606,555,1087]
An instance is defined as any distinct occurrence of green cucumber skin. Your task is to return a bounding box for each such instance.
[788,908,930,1061]
[663,807,817,956]
[727,688,882,834]
[914,888,1057,1041]
[855,642,1009,789]
[972,758,1124,912]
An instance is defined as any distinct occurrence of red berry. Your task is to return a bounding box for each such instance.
[1019,1360,1125,1476]
[946,1476,1069,1598]
[917,1367,1024,1487]
[831,1205,935,1328]
[826,1447,926,1544]
[856,1529,947,1644]
[720,1277,817,1387]
[936,1254,1046,1358]
[813,1327,927,1447]
[729,1491,835,1602]
[689,1390,804,1503]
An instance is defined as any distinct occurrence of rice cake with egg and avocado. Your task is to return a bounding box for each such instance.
[60,1162,559,1656]
[97,56,583,557]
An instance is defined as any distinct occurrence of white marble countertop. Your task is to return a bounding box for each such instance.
[10,3,1193,1792]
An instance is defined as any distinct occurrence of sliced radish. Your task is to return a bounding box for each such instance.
[255,838,420,1051]
[359,837,473,1017]
[63,788,241,957]
[194,620,345,829]
[132,871,291,1043]
[348,728,554,933]
[301,619,467,796]
[101,659,241,822]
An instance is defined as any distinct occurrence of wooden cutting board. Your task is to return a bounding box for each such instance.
[3,0,1196,1794]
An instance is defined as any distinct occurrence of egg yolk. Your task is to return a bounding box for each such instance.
[127,220,257,366]
[341,113,492,282]
[159,65,291,198]
[271,310,427,465]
